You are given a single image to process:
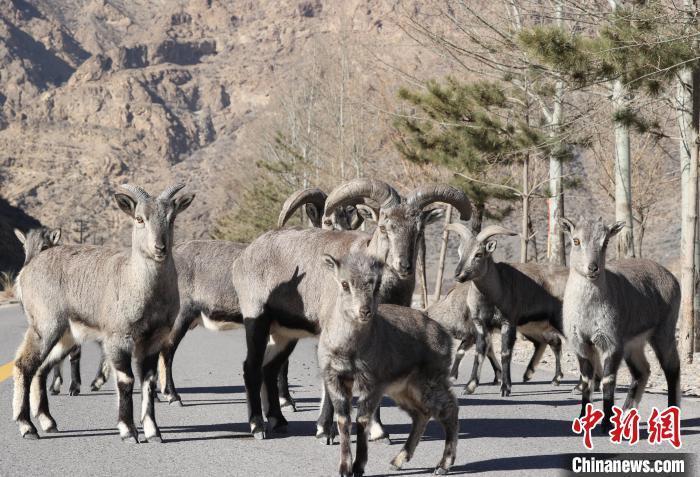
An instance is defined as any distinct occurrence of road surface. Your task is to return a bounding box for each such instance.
[0,304,697,476]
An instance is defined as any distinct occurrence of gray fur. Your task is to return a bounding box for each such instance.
[449,223,567,396]
[231,179,470,439]
[318,252,458,476]
[559,216,681,432]
[12,184,194,442]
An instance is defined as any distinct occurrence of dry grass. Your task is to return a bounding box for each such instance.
[0,271,16,302]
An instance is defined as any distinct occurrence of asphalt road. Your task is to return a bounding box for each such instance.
[0,303,697,476]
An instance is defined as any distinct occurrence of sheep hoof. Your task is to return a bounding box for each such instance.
[434,466,449,475]
[551,378,561,386]
[90,380,104,392]
[463,381,477,394]
[279,397,297,412]
[69,385,81,396]
[50,388,60,396]
[168,396,183,406]
[268,416,288,434]
[500,385,511,397]
[316,432,336,445]
[22,431,39,440]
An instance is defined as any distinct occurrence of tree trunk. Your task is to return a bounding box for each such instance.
[612,79,635,258]
[417,235,428,309]
[677,64,699,363]
[528,216,538,262]
[433,204,453,303]
[521,155,529,263]
[681,136,698,364]
[548,2,566,266]
[470,203,484,236]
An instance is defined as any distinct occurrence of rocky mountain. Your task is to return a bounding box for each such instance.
[0,0,684,284]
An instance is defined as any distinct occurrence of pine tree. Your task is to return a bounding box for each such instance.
[395,77,557,261]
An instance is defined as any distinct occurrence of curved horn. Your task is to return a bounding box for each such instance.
[158,183,186,201]
[323,179,400,219]
[406,184,472,221]
[278,188,328,228]
[120,184,151,202]
[475,225,518,243]
[444,223,474,243]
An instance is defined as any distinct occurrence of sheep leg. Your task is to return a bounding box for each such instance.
[523,339,546,383]
[623,346,650,410]
[368,405,390,443]
[243,316,271,440]
[600,349,623,434]
[464,322,487,394]
[108,347,139,443]
[261,339,296,433]
[158,311,194,405]
[353,391,383,477]
[390,408,429,471]
[138,353,161,443]
[485,337,502,384]
[68,345,82,396]
[550,337,564,385]
[49,362,63,395]
[316,383,337,444]
[30,332,76,433]
[433,384,459,475]
[13,327,62,439]
[450,339,469,380]
[576,355,595,419]
[277,339,298,411]
[90,350,110,391]
[500,321,517,397]
[326,374,353,477]
[649,331,681,408]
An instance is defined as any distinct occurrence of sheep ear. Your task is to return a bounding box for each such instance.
[114,193,136,217]
[49,229,61,245]
[558,217,575,235]
[173,193,195,214]
[14,229,26,245]
[485,240,497,253]
[304,204,322,228]
[420,208,445,226]
[322,254,339,272]
[608,221,625,237]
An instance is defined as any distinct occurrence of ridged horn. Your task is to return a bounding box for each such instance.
[406,184,472,221]
[475,225,518,243]
[323,179,400,219]
[278,188,328,228]
[119,184,151,202]
[444,223,474,242]
[158,183,186,201]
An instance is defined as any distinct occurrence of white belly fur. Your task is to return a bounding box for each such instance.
[200,312,242,332]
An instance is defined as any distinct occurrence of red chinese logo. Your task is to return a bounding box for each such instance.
[572,403,604,449]
[609,406,640,445]
[647,406,682,449]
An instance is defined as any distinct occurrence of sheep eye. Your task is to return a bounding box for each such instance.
[341,281,349,291]
[474,253,483,259]
[379,225,387,233]
[573,238,580,246]
[136,216,144,224]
